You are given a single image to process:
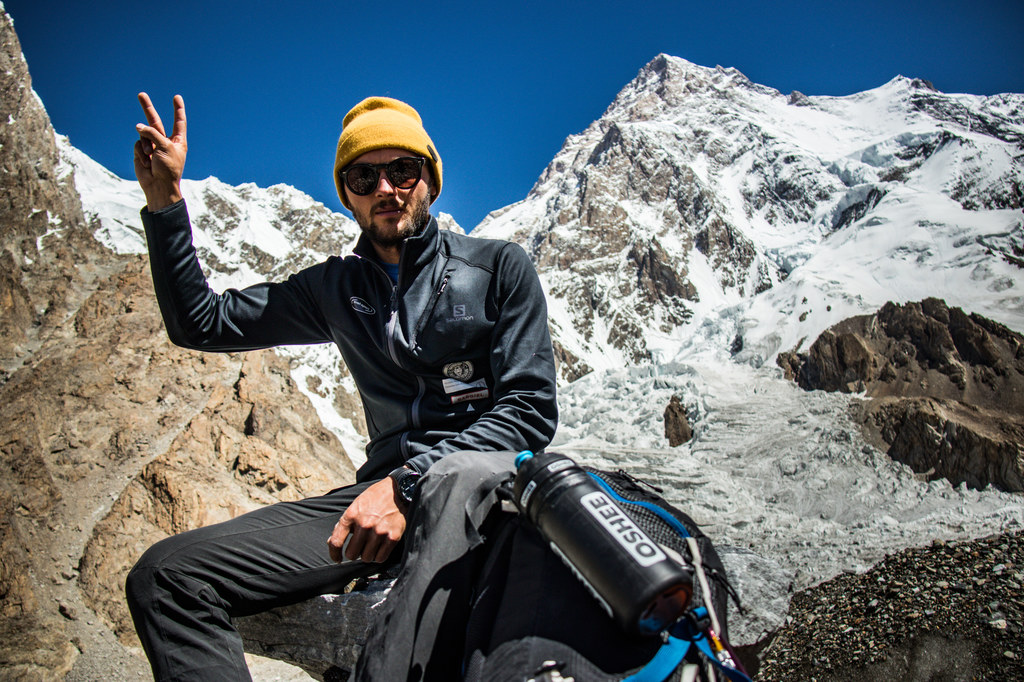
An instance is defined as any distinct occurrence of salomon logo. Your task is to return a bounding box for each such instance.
[447,304,474,323]
[350,297,376,315]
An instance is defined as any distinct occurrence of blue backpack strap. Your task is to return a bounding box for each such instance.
[668,615,754,682]
[621,635,690,682]
[621,631,753,682]
[585,472,692,538]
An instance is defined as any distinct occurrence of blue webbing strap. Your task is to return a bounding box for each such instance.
[585,472,692,539]
[621,636,690,682]
[667,616,755,682]
[620,631,752,682]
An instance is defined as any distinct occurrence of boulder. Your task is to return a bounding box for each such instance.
[232,546,791,679]
[237,574,396,682]
[664,394,693,446]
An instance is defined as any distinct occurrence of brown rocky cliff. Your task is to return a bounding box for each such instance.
[778,298,1024,491]
[0,8,104,372]
[0,8,356,678]
[74,266,355,644]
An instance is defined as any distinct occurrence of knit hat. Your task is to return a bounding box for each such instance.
[333,97,442,209]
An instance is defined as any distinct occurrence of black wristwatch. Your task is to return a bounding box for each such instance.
[389,466,421,505]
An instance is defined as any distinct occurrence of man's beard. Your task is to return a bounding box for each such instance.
[354,192,432,250]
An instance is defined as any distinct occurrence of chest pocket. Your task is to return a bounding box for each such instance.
[411,267,493,364]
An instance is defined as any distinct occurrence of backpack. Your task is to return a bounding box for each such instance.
[461,465,749,682]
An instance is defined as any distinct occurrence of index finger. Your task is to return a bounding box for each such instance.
[137,92,166,137]
[328,516,352,562]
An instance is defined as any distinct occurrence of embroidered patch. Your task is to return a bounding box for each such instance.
[443,361,474,381]
[350,297,376,315]
[451,389,490,404]
[442,377,487,395]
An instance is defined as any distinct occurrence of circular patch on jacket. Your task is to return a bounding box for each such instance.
[349,297,376,315]
[443,361,474,381]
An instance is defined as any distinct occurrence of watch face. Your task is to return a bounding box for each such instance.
[394,470,420,503]
[400,476,417,501]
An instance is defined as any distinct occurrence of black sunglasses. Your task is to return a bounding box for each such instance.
[340,156,426,196]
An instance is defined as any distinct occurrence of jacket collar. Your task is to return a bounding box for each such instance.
[353,215,440,275]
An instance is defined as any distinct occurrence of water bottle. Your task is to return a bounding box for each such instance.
[512,451,693,636]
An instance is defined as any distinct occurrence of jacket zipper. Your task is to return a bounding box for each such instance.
[362,249,425,455]
[361,255,403,368]
[411,271,451,350]
[410,376,426,429]
[385,285,400,365]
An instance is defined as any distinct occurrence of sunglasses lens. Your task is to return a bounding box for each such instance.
[386,158,423,189]
[342,157,424,196]
[344,165,379,195]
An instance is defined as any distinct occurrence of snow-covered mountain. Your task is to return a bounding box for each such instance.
[475,55,1024,379]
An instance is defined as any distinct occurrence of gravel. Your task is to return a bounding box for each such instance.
[754,530,1024,681]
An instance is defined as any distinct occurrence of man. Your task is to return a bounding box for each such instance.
[125,93,558,680]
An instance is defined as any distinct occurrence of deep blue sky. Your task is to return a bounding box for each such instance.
[6,1,1023,230]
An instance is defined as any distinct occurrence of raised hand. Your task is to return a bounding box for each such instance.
[133,92,188,211]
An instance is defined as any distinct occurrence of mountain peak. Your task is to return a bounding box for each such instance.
[884,74,938,93]
[477,51,1024,380]
[601,54,773,125]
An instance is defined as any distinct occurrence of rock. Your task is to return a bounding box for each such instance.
[756,530,1024,681]
[0,7,99,675]
[0,7,100,369]
[664,395,693,446]
[234,547,790,680]
[74,288,357,643]
[778,299,1024,491]
[237,573,396,681]
[860,397,1024,491]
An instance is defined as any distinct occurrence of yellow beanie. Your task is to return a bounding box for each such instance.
[333,97,442,209]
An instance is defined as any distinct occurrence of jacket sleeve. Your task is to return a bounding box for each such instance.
[405,242,559,473]
[141,200,332,351]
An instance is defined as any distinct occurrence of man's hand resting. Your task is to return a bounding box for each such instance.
[133,92,187,211]
[328,477,407,563]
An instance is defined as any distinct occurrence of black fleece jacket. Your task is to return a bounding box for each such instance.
[141,200,558,481]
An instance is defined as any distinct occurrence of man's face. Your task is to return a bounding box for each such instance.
[344,148,433,251]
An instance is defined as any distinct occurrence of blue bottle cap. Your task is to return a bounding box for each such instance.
[514,450,534,469]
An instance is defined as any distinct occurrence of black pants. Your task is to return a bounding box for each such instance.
[125,480,387,681]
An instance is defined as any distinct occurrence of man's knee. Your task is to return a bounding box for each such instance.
[428,450,517,479]
[124,530,214,614]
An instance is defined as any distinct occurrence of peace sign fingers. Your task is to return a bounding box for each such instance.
[133,92,188,211]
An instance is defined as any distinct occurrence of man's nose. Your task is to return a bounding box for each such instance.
[374,170,397,195]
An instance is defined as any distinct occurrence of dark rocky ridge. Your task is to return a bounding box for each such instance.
[779,298,1024,492]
